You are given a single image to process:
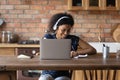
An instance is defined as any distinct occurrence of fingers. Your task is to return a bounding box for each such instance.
[71,51,77,57]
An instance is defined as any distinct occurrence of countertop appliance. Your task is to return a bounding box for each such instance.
[18,40,39,44]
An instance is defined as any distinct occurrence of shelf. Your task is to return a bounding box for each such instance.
[68,0,120,10]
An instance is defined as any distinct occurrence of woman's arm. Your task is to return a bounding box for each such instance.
[71,39,97,57]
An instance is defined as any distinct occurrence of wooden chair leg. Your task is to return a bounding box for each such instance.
[83,70,88,80]
[113,70,117,80]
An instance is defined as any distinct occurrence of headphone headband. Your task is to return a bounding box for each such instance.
[53,16,69,30]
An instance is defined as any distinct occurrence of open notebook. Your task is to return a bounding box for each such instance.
[40,39,71,60]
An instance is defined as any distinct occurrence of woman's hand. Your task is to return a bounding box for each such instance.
[71,51,78,58]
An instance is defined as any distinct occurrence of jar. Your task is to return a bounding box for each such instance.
[1,31,7,43]
[0,31,19,43]
[6,31,12,43]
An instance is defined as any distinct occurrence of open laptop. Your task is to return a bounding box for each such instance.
[40,39,71,60]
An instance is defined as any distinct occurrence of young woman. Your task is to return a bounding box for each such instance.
[39,13,96,80]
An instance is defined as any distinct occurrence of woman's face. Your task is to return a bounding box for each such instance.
[56,24,72,39]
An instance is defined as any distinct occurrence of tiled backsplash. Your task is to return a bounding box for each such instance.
[89,42,120,53]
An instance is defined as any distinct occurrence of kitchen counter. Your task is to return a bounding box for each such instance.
[89,42,120,53]
[0,43,39,48]
[0,43,40,80]
[0,43,39,55]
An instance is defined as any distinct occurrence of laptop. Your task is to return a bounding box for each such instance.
[40,39,71,60]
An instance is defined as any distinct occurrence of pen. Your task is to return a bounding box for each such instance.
[103,44,105,47]
[72,46,75,51]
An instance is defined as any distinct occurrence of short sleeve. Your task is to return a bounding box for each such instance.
[43,33,55,39]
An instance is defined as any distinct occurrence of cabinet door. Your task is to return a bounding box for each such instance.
[118,0,120,10]
[68,0,120,10]
[0,71,16,80]
[68,0,85,10]
[86,0,102,10]
[102,0,119,10]
[0,48,15,55]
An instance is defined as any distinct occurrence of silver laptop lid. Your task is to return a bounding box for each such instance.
[40,39,71,60]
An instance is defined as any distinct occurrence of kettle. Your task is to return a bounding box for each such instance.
[0,18,4,26]
[9,32,19,43]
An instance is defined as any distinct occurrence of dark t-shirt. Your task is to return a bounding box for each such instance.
[41,33,79,79]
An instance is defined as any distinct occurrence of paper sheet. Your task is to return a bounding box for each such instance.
[74,54,88,59]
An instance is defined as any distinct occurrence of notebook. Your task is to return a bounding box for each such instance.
[40,39,71,60]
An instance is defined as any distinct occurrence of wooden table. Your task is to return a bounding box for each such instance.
[1,53,120,80]
[0,53,120,71]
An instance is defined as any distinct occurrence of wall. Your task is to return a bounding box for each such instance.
[0,0,120,42]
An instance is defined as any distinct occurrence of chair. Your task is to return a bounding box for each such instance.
[83,70,117,80]
[72,70,118,80]
[0,71,16,80]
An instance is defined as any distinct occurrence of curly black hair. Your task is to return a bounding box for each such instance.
[46,13,74,33]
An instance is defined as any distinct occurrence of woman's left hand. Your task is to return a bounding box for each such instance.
[71,51,78,57]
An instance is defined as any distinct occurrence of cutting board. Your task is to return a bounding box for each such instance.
[112,24,120,42]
